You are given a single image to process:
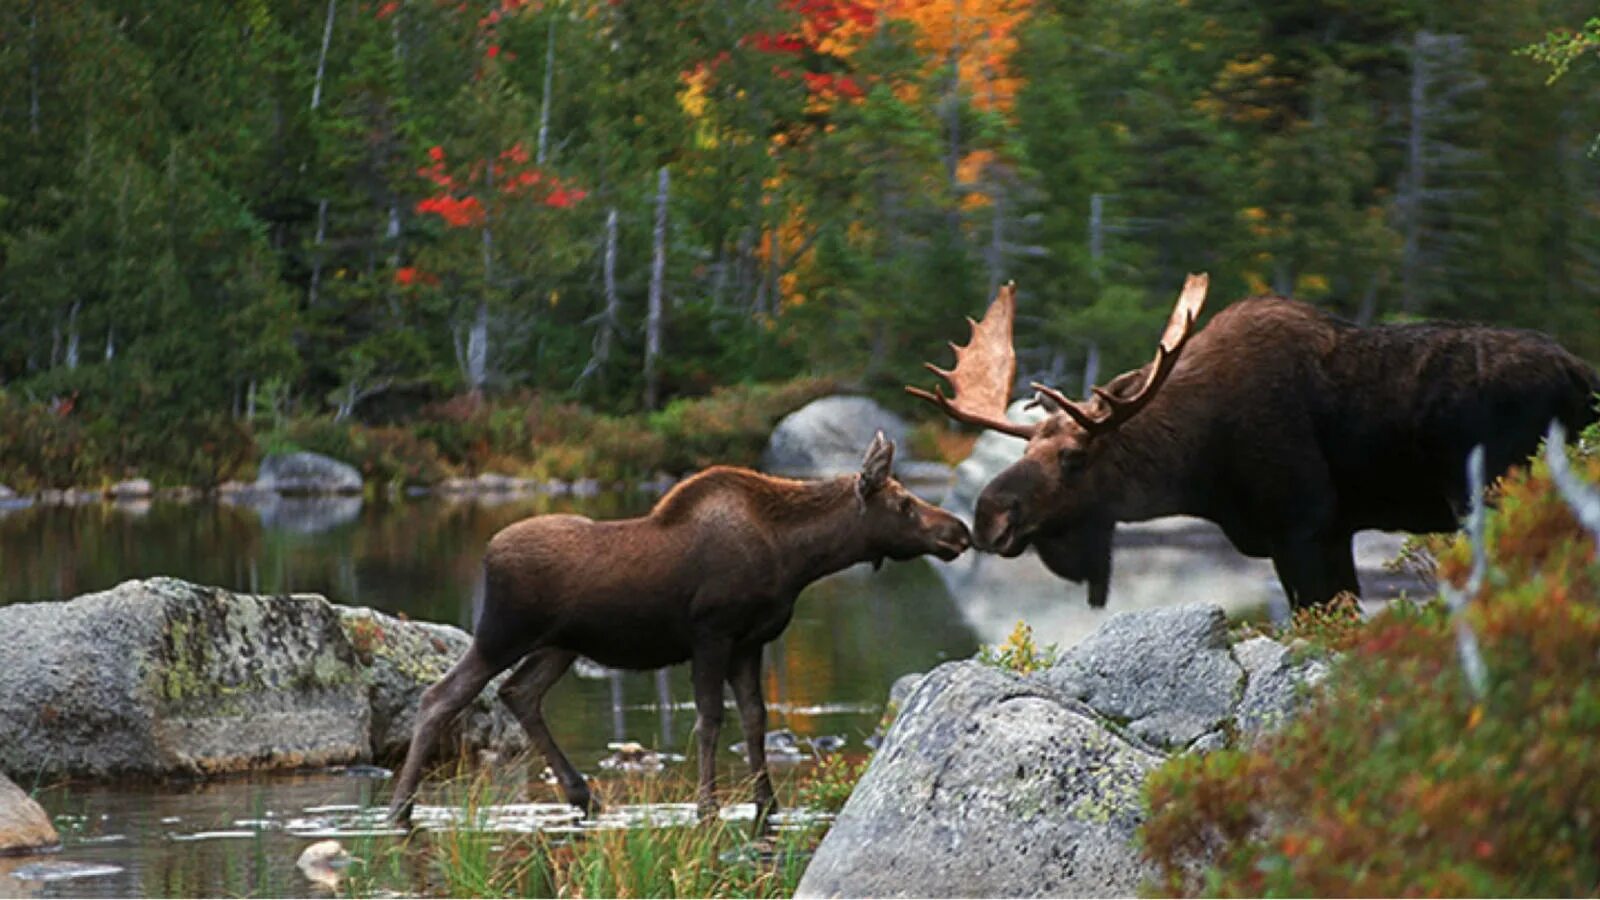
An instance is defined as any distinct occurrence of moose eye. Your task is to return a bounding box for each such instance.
[1059,448,1085,475]
[897,496,916,516]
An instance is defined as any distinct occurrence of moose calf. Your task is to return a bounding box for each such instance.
[387,433,970,825]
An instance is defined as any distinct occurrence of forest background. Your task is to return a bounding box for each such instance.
[1,0,1597,488]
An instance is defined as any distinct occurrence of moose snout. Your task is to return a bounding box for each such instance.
[974,496,1025,557]
[932,517,972,560]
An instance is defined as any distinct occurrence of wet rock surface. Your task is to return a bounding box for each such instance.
[0,771,59,855]
[799,604,1335,899]
[0,578,528,780]
[0,578,370,779]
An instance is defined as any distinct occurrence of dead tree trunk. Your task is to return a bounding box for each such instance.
[644,167,669,410]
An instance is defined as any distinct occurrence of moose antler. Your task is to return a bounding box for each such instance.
[905,281,1038,440]
[1031,272,1209,434]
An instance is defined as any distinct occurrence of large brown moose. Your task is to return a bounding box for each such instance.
[909,274,1600,609]
[387,434,970,826]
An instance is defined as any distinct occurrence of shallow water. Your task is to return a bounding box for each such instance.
[0,492,1426,897]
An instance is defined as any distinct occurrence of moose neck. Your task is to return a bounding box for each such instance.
[775,477,878,590]
[1096,408,1202,522]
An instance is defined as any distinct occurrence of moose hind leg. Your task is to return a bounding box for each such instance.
[728,646,776,832]
[388,643,502,825]
[497,648,590,813]
[1270,537,1344,611]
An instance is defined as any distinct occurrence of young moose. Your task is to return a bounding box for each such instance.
[387,433,970,825]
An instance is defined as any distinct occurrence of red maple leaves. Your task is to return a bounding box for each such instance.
[414,143,586,231]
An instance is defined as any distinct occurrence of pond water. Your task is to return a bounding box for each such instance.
[0,491,1426,897]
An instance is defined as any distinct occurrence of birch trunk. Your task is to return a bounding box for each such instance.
[537,15,556,165]
[1400,30,1427,315]
[587,207,620,379]
[308,0,337,308]
[464,156,496,393]
[64,301,80,371]
[643,167,669,410]
[28,1,40,138]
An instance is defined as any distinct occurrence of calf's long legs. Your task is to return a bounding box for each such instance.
[496,648,592,813]
[388,643,503,824]
[690,640,732,820]
[728,645,776,831]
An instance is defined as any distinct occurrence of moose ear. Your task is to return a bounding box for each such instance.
[857,430,895,500]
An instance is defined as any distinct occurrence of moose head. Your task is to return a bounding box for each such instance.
[906,275,1208,599]
[855,431,972,565]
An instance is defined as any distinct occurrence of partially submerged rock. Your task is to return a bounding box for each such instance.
[0,578,369,778]
[0,772,59,855]
[255,451,363,495]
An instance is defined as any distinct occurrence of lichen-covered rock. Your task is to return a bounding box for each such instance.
[336,606,526,764]
[0,578,369,778]
[0,772,58,855]
[1042,605,1243,750]
[763,396,913,478]
[255,451,363,495]
[797,661,1163,899]
[1233,636,1330,740]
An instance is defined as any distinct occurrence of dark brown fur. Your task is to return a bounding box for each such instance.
[387,435,969,826]
[979,297,1600,609]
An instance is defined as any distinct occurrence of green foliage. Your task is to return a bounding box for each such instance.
[1141,441,1600,897]
[976,621,1059,675]
[796,754,872,814]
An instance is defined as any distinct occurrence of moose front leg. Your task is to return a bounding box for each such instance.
[728,645,776,832]
[690,639,732,821]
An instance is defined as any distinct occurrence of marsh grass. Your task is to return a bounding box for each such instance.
[342,752,863,898]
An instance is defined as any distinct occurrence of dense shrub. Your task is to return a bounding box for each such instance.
[1141,428,1600,897]
[646,377,838,473]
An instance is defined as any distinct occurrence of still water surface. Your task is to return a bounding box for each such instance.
[0,491,1420,897]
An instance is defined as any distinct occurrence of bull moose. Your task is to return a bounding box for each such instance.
[909,274,1600,609]
[387,433,970,826]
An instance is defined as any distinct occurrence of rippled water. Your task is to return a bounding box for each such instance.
[0,491,1425,897]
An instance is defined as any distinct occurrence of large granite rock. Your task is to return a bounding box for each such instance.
[1233,635,1330,740]
[1043,605,1243,751]
[800,605,1336,898]
[336,606,526,764]
[0,578,369,778]
[763,396,911,478]
[0,772,58,855]
[255,452,363,495]
[798,661,1164,899]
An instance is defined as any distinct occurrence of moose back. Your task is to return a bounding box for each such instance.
[910,276,1599,609]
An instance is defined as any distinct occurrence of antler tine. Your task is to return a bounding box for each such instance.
[1086,273,1208,432]
[905,281,1039,440]
[1028,381,1102,431]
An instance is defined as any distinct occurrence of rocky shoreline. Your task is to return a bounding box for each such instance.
[798,605,1330,898]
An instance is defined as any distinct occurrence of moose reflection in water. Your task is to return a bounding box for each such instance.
[910,274,1600,609]
[388,433,971,829]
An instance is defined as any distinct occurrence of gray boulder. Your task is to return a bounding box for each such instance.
[0,578,369,778]
[255,451,363,495]
[1233,636,1330,740]
[252,495,364,534]
[942,398,1049,522]
[797,661,1164,899]
[1043,605,1243,751]
[763,396,913,478]
[0,483,16,500]
[0,772,59,855]
[107,479,153,499]
[335,606,527,764]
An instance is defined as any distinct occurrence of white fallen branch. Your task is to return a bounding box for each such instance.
[1544,420,1600,547]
